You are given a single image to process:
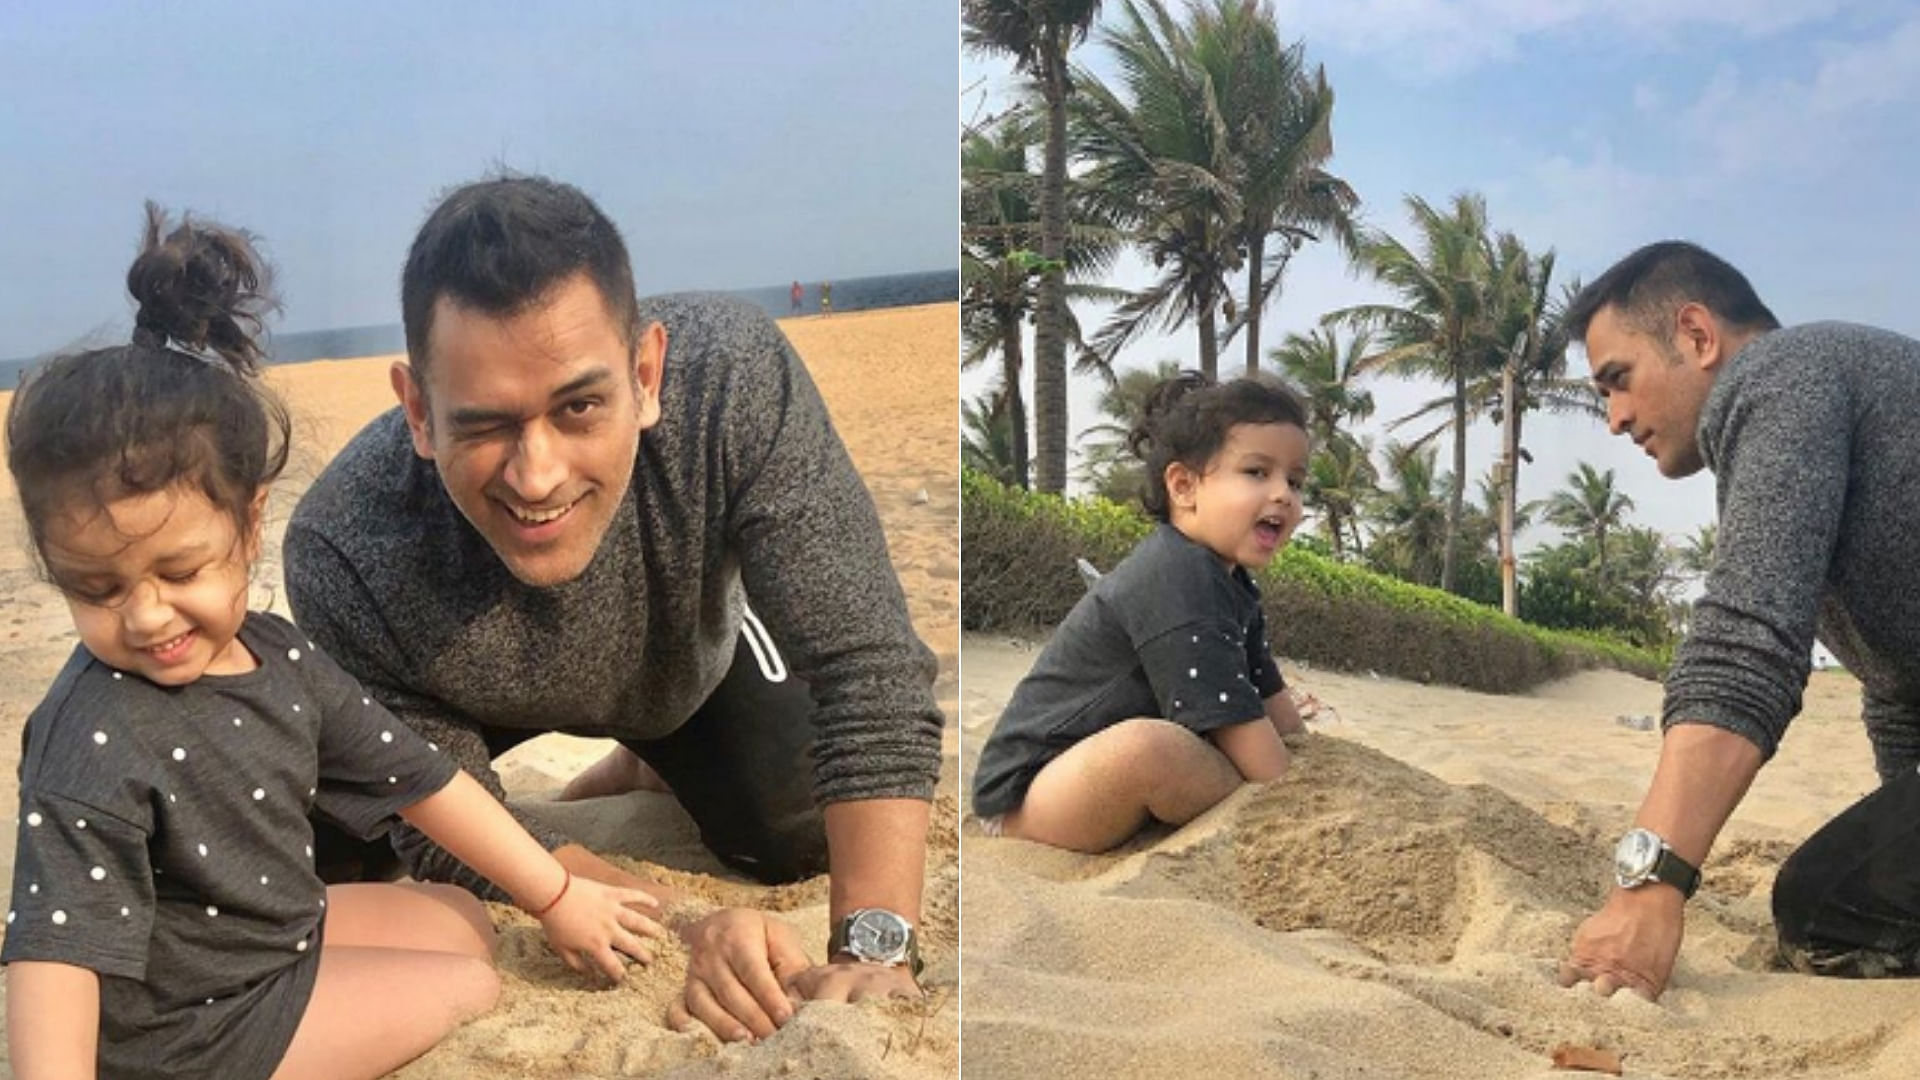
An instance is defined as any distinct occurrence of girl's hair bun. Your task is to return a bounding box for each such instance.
[125,201,277,374]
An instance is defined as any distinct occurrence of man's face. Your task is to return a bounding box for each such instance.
[1585,303,1719,478]
[396,273,665,587]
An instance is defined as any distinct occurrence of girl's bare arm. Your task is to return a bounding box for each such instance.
[8,961,98,1080]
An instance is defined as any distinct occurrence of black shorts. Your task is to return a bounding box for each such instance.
[1772,763,1920,977]
[315,619,827,886]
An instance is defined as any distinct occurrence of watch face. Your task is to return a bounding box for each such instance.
[849,910,910,959]
[1614,829,1660,881]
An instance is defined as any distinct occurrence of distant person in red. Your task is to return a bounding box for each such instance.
[790,279,803,314]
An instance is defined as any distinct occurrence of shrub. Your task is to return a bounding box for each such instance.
[962,471,1668,693]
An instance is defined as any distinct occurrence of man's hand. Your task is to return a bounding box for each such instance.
[1559,884,1687,1000]
[668,908,808,1042]
[790,957,921,1003]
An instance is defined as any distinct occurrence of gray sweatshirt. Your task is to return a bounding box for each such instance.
[1665,321,1920,781]
[284,293,942,892]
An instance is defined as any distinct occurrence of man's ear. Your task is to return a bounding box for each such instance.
[631,321,668,432]
[391,361,435,460]
[1674,302,1726,371]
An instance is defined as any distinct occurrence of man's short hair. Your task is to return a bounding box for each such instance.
[1564,240,1780,346]
[401,174,641,381]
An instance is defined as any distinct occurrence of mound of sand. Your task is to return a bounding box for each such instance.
[962,635,1917,1080]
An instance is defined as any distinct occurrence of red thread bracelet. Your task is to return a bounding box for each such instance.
[528,869,572,917]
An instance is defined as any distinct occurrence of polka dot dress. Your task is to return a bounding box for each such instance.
[974,524,1287,817]
[3,613,459,1077]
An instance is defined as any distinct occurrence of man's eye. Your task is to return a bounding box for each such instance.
[562,399,600,418]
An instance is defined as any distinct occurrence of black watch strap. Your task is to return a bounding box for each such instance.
[1653,848,1702,899]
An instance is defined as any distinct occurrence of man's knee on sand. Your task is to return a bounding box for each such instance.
[1771,822,1920,977]
[708,803,830,885]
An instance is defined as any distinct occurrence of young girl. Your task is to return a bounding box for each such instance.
[2,207,666,1080]
[970,371,1312,852]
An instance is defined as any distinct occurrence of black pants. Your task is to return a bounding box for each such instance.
[1772,763,1920,977]
[316,624,828,886]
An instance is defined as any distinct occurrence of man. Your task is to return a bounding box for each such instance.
[1557,240,1920,999]
[284,175,944,1040]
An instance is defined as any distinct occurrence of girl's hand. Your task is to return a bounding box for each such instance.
[537,877,668,980]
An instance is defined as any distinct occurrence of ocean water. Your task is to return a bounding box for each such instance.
[1,268,956,387]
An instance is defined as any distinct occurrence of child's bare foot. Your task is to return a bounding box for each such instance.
[557,746,672,801]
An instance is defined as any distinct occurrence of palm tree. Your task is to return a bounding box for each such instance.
[1328,191,1499,594]
[1076,358,1183,502]
[1364,441,1450,587]
[1269,325,1373,450]
[963,388,1021,484]
[962,109,1124,488]
[965,0,1106,495]
[1181,1,1357,376]
[1304,431,1376,558]
[1074,0,1243,378]
[1542,462,1635,584]
[1678,523,1717,580]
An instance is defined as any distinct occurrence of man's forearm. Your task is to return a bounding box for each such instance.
[1636,721,1766,865]
[824,798,929,929]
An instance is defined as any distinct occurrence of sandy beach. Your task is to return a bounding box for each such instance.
[0,302,960,1079]
[961,634,1919,1079]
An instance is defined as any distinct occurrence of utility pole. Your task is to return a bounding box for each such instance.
[1498,331,1526,618]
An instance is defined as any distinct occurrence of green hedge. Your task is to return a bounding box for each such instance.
[963,470,1668,694]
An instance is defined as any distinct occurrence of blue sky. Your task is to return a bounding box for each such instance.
[964,0,1920,552]
[0,1,956,356]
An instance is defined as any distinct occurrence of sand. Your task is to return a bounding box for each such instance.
[0,302,959,1079]
[961,635,1920,1079]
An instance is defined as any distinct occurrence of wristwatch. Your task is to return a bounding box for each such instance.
[829,908,924,977]
[1613,827,1701,898]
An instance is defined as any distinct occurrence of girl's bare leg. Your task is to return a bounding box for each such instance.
[320,882,497,958]
[267,883,501,1080]
[268,945,500,1080]
[1003,717,1243,853]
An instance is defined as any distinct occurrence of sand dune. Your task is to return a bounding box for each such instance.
[0,303,960,1079]
[962,635,1916,1079]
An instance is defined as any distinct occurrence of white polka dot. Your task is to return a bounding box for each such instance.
[296,939,309,952]
[318,898,326,909]
[252,788,266,801]
[1173,699,1183,709]
[307,787,316,797]
[428,742,438,752]
[1188,668,1197,678]
[1191,635,1199,643]
[206,997,215,1005]
[25,812,41,827]
[93,731,108,746]
[305,844,313,858]
[206,906,219,917]
[197,843,208,857]
[380,731,393,743]
[287,647,301,661]
[120,907,129,917]
[89,867,105,881]
[168,793,177,803]
[388,776,398,784]
[260,875,270,885]
[50,910,66,925]
[111,672,123,680]
[1219,692,1230,703]
[291,704,301,713]
[29,883,39,894]
[362,697,370,706]
[233,717,243,727]
[172,748,186,762]
[74,819,86,830]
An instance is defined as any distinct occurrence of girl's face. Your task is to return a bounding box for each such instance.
[1166,422,1310,570]
[41,485,261,686]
